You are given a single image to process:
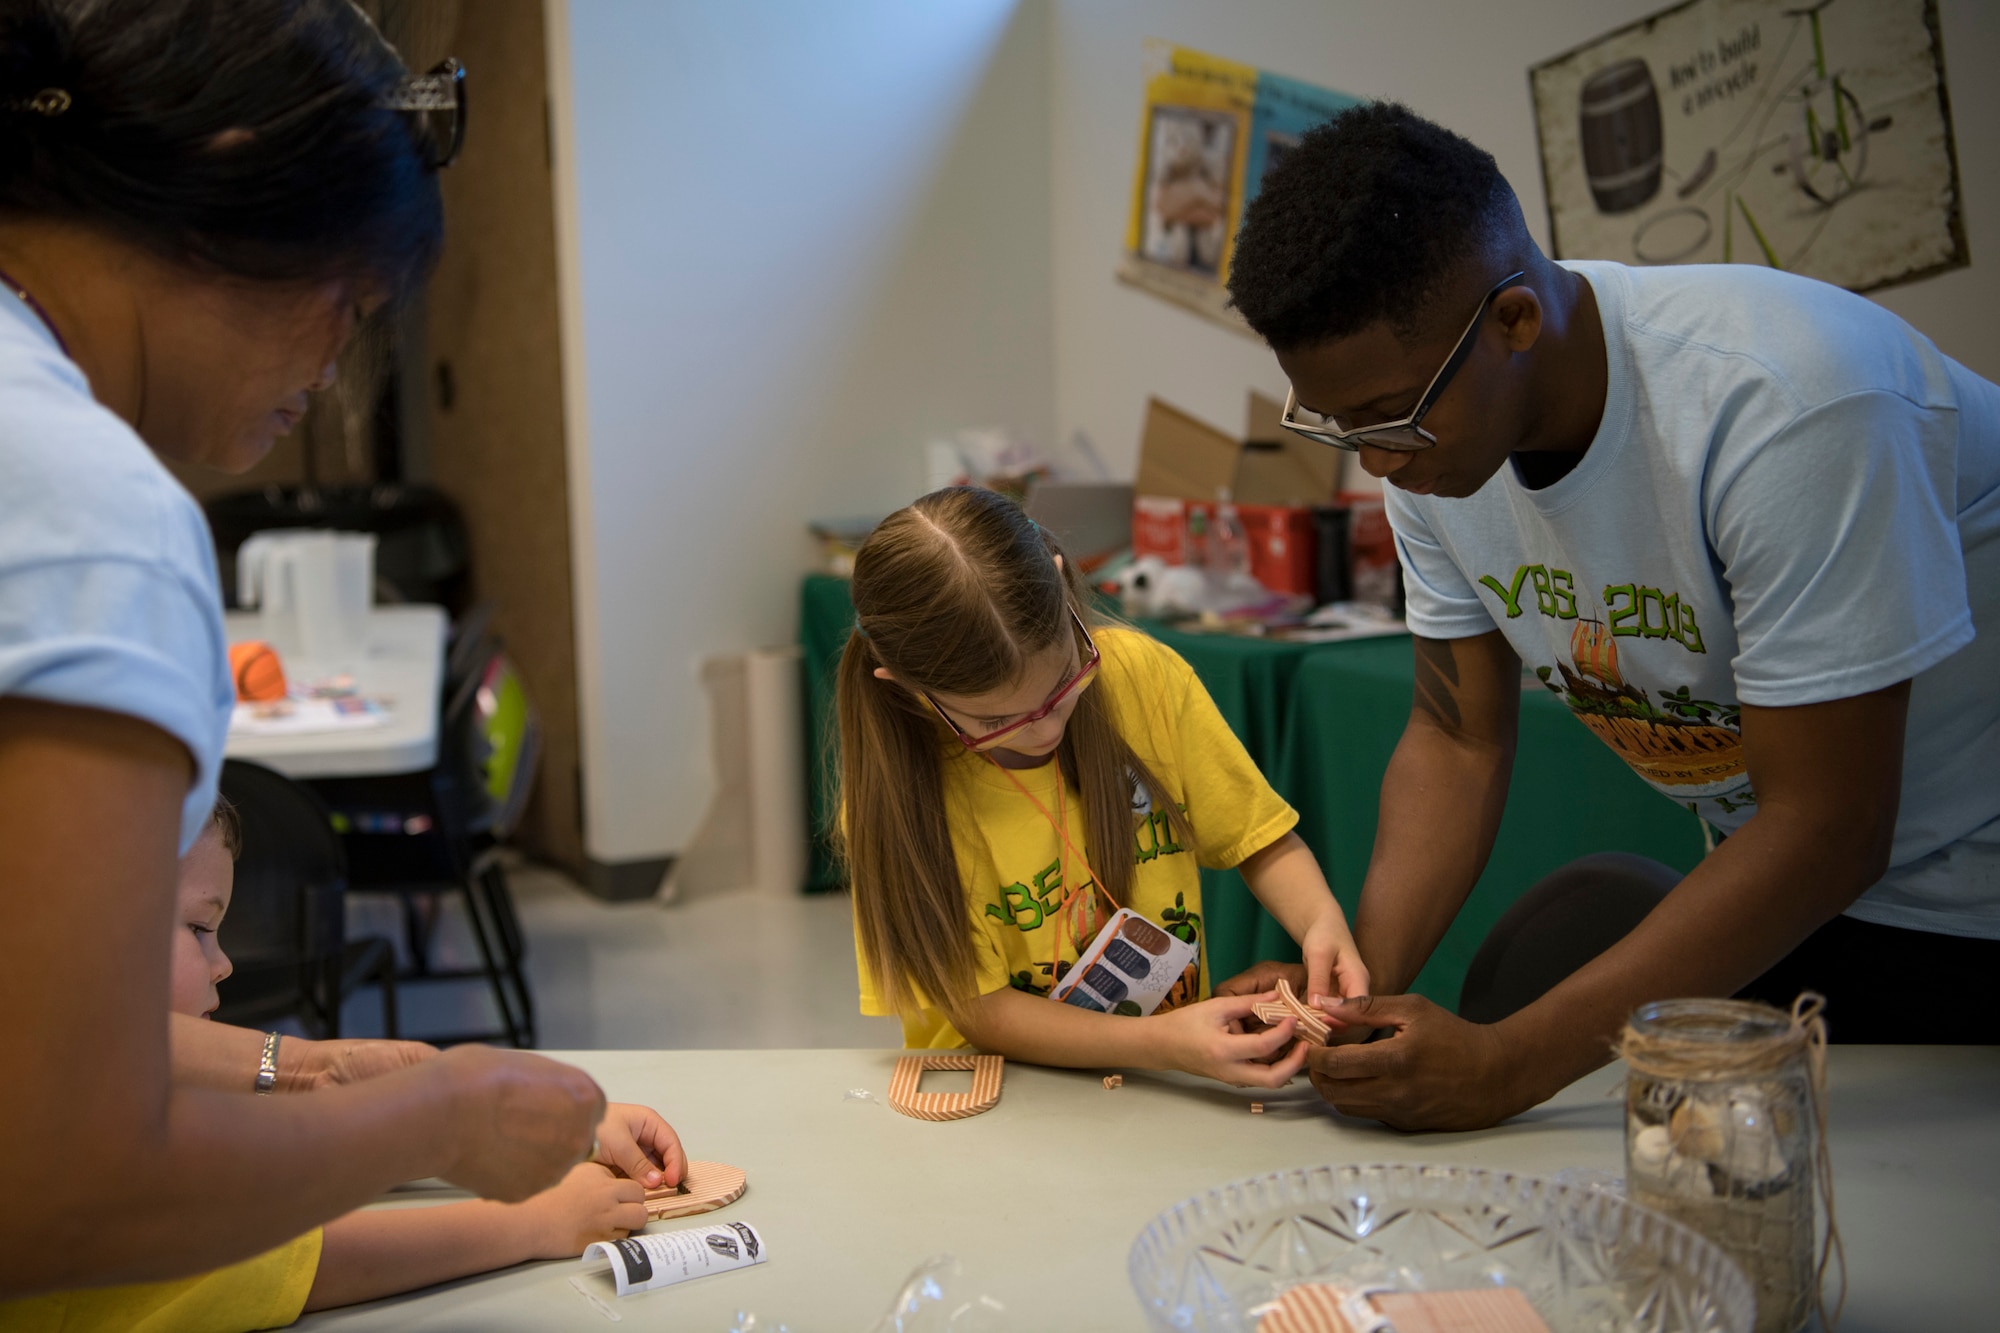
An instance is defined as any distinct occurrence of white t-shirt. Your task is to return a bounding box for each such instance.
[0,289,233,853]
[1389,261,2000,940]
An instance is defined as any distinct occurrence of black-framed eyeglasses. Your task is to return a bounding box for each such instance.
[382,58,466,170]
[1280,270,1526,453]
[921,605,1100,750]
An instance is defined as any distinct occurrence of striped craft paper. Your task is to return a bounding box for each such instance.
[886,1053,1004,1121]
[641,1159,747,1219]
[1257,1284,1552,1333]
[1251,977,1332,1045]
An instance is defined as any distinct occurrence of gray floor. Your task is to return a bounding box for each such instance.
[326,863,903,1050]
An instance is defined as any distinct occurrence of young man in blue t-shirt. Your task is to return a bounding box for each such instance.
[1219,102,2000,1131]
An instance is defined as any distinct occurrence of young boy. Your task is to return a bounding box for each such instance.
[11,799,679,1330]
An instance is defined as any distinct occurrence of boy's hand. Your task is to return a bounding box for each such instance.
[523,1163,649,1259]
[1150,994,1310,1088]
[434,1046,605,1202]
[591,1102,687,1190]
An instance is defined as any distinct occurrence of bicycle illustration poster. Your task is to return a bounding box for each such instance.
[1529,0,1966,293]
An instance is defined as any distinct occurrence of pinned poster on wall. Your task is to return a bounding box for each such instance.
[1529,0,1966,293]
[1117,43,1359,337]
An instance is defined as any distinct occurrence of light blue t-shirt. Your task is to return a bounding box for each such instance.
[0,289,233,853]
[1389,261,2000,940]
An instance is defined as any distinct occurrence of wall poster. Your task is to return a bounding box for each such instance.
[1118,43,1358,336]
[1529,0,1966,293]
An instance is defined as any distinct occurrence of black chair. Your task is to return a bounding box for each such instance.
[213,759,400,1039]
[1457,852,1679,1025]
[310,607,541,1047]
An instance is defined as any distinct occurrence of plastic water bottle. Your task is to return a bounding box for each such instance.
[1208,487,1251,583]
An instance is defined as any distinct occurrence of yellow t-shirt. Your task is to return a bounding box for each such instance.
[855,627,1298,1047]
[0,1228,322,1333]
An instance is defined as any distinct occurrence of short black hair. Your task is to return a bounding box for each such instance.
[0,0,442,302]
[1229,102,1507,351]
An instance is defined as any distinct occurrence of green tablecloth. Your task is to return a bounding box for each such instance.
[798,573,1705,1006]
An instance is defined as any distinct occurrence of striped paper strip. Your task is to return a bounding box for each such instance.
[1251,978,1332,1046]
[887,1053,1004,1121]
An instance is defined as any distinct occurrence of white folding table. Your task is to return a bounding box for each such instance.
[223,604,448,778]
[296,1045,2000,1332]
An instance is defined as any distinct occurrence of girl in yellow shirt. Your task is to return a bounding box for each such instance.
[840,486,1369,1086]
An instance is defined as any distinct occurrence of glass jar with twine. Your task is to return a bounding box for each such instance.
[1615,994,1844,1333]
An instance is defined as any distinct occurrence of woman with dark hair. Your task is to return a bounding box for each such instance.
[0,0,609,1306]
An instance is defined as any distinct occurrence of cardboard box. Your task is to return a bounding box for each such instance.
[1131,394,1338,597]
[1135,394,1341,508]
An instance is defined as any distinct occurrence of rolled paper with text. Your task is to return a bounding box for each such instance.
[582,1222,767,1296]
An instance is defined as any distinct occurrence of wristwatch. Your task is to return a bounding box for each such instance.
[255,1031,282,1095]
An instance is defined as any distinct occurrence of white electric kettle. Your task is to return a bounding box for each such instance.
[237,529,376,668]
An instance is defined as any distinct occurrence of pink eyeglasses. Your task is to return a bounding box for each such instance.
[921,606,1101,750]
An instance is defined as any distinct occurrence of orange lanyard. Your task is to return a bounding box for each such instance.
[986,756,1123,990]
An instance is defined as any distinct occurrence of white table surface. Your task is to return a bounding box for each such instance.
[297,1046,2000,1332]
[223,605,447,779]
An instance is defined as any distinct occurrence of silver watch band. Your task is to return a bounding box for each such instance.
[255,1031,282,1095]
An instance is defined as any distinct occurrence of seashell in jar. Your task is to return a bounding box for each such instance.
[1668,1092,1729,1161]
[1631,1122,1672,1176]
[1663,1151,1715,1198]
[1721,1091,1789,1186]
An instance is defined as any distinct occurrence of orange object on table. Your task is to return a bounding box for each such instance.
[228,640,287,702]
[1257,1284,1552,1333]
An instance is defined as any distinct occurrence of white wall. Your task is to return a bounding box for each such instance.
[1049,0,2000,476]
[548,0,1052,863]
[550,0,1995,867]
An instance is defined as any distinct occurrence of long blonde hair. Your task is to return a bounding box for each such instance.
[835,487,1194,1027]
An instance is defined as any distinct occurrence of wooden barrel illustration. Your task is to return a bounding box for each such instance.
[1579,58,1662,214]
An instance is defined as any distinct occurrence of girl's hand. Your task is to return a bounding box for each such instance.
[591,1101,687,1190]
[1150,994,1310,1088]
[1299,909,1371,1014]
[523,1162,649,1259]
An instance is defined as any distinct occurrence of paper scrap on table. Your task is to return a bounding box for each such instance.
[582,1222,767,1296]
[230,696,387,736]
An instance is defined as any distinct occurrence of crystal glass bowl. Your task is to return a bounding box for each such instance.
[1129,1163,1754,1333]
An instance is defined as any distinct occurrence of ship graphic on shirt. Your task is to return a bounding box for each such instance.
[1536,617,1747,792]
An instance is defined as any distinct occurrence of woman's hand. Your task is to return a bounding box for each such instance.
[591,1102,687,1191]
[434,1046,606,1203]
[1148,994,1310,1088]
[521,1163,649,1259]
[301,1037,440,1091]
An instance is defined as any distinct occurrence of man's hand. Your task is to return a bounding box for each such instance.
[591,1102,687,1190]
[299,1038,440,1092]
[433,1047,605,1202]
[1304,995,1531,1131]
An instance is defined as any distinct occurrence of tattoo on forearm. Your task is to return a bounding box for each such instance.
[1411,637,1462,729]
